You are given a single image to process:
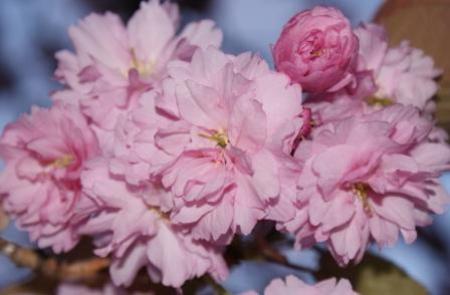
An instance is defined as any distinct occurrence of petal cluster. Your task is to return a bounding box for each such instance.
[0,105,99,252]
[80,159,227,287]
[244,275,357,295]
[283,104,450,264]
[153,47,303,243]
[53,0,222,130]
[273,17,450,268]
[355,23,442,111]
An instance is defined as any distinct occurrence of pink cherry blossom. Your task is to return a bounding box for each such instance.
[273,6,359,93]
[355,23,442,110]
[243,275,357,295]
[53,0,222,130]
[152,47,303,243]
[283,104,450,265]
[0,104,99,252]
[80,158,228,288]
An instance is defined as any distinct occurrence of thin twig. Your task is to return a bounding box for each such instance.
[0,237,110,282]
[256,235,317,274]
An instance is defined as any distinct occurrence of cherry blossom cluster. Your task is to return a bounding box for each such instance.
[273,7,449,266]
[0,2,448,293]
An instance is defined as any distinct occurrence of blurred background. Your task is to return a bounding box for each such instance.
[0,0,449,294]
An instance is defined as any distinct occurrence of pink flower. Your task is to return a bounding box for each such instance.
[243,275,357,295]
[80,158,228,288]
[273,6,359,93]
[355,23,442,110]
[283,105,450,265]
[153,47,303,243]
[0,104,99,252]
[53,0,222,130]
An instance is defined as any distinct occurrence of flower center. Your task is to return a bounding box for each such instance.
[366,96,393,107]
[50,154,75,169]
[200,130,229,148]
[310,49,324,58]
[130,49,154,77]
[149,206,169,221]
[352,182,372,214]
[297,31,326,61]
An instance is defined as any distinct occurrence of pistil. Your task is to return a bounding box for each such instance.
[50,154,74,169]
[200,130,229,148]
[366,96,393,107]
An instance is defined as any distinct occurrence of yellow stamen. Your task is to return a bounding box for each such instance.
[366,96,394,107]
[310,49,323,57]
[50,154,74,169]
[149,207,169,221]
[352,183,372,214]
[130,49,154,77]
[199,130,228,148]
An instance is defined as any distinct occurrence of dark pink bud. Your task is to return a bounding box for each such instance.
[273,6,359,93]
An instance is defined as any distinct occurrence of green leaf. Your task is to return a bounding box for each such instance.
[317,252,428,295]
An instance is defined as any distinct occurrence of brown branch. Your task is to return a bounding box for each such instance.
[0,237,110,282]
[0,205,9,230]
[0,228,316,291]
